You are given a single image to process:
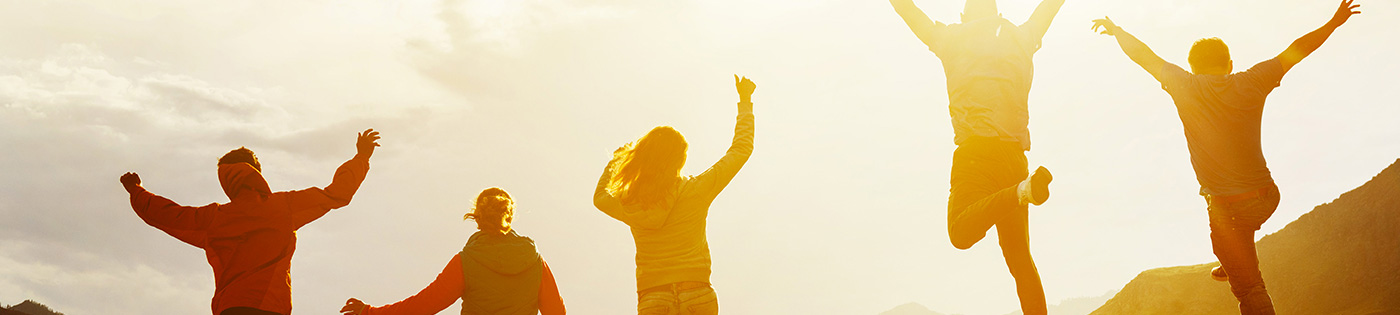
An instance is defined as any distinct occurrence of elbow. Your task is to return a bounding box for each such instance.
[591,196,605,211]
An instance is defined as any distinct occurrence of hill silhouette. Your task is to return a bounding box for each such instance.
[880,302,948,315]
[1091,159,1400,314]
[2,300,64,315]
[879,290,1116,315]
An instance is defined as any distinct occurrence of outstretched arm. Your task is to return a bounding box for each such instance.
[282,129,378,229]
[1093,17,1168,79]
[342,254,464,315]
[1278,0,1360,73]
[122,172,216,248]
[890,0,946,49]
[1022,0,1066,40]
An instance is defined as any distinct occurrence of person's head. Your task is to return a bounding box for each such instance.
[1188,38,1233,75]
[961,0,998,23]
[608,126,688,206]
[465,187,515,233]
[218,147,262,172]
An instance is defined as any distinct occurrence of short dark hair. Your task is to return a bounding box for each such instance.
[218,147,261,172]
[1188,38,1231,72]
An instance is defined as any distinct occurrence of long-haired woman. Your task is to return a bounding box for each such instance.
[341,187,565,315]
[593,75,756,315]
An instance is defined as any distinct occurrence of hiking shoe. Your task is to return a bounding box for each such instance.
[1018,166,1053,206]
[1210,265,1229,282]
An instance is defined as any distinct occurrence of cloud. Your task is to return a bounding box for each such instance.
[0,41,456,314]
[0,240,209,314]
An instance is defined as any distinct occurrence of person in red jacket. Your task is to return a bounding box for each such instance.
[339,187,565,315]
[120,129,381,315]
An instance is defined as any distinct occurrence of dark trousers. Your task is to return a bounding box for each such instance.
[947,137,1046,315]
[1207,184,1281,315]
[220,307,283,315]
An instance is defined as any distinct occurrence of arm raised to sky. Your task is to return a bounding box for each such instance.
[1093,17,1167,78]
[890,0,944,48]
[1278,0,1361,73]
[688,76,755,202]
[280,129,377,230]
[1022,0,1066,40]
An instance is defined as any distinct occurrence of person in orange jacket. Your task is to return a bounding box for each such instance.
[338,187,566,315]
[119,129,382,315]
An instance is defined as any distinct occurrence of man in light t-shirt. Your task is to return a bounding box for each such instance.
[890,0,1064,314]
[1093,1,1361,314]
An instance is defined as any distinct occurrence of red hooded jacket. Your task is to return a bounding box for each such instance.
[129,157,369,315]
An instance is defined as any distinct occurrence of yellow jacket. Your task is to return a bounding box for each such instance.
[593,102,755,291]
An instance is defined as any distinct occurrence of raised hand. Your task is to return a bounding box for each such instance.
[340,298,368,315]
[1091,17,1120,36]
[120,172,143,194]
[355,128,381,159]
[1326,0,1361,28]
[735,75,756,103]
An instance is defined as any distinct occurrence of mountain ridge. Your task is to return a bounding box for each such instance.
[1091,158,1400,314]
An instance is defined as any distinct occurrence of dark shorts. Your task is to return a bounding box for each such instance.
[1206,184,1280,231]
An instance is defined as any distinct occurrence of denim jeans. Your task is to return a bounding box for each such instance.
[947,137,1046,315]
[637,284,719,315]
[1207,184,1280,315]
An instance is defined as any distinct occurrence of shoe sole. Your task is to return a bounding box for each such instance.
[1030,166,1052,205]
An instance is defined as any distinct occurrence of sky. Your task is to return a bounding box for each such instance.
[0,0,1397,314]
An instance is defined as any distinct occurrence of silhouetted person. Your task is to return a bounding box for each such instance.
[339,187,566,315]
[120,129,381,315]
[1092,1,1361,314]
[592,76,755,315]
[890,0,1062,313]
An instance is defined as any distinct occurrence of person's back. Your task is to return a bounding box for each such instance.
[622,172,735,289]
[1156,60,1283,196]
[123,129,380,315]
[460,230,544,315]
[340,187,565,315]
[934,17,1040,149]
[1093,2,1361,313]
[593,76,756,314]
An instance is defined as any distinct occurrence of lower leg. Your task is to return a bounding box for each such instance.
[999,211,1047,315]
[1210,226,1274,315]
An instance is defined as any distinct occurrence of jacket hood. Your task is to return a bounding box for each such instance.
[463,230,541,276]
[218,163,272,200]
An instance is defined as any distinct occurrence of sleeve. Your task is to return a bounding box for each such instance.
[686,102,755,201]
[129,188,217,249]
[1242,58,1285,96]
[1011,20,1042,54]
[1155,62,1192,94]
[279,156,371,230]
[537,260,566,315]
[365,254,465,315]
[592,154,668,229]
[924,22,951,56]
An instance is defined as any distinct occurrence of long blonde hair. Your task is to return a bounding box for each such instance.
[465,187,514,232]
[608,126,688,207]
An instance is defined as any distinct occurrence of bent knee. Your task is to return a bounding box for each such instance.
[949,233,978,250]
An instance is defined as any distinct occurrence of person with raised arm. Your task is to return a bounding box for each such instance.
[1092,1,1361,314]
[889,0,1064,313]
[120,129,380,315]
[339,187,566,315]
[592,75,755,315]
